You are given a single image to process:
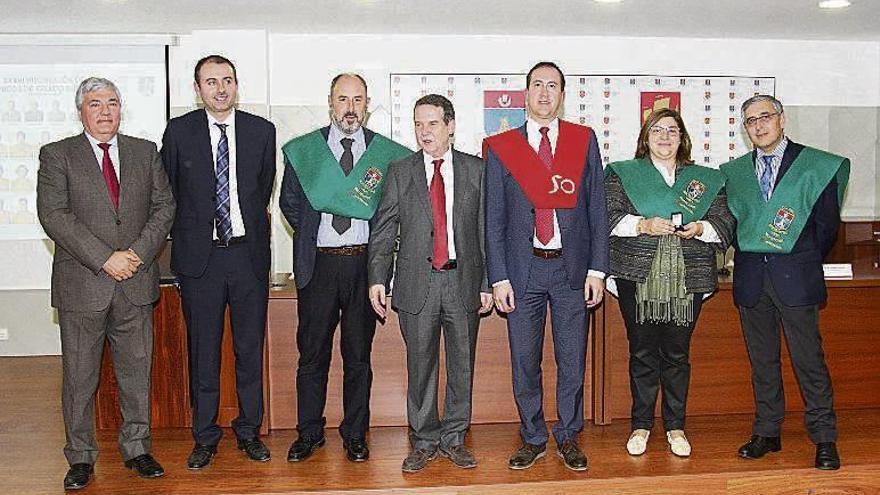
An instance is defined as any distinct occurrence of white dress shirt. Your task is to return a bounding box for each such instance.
[526,117,562,250]
[316,124,370,247]
[423,148,456,259]
[85,132,119,178]
[207,109,246,239]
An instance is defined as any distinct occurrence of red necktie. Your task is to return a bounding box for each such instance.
[535,127,555,245]
[429,159,449,270]
[98,142,120,210]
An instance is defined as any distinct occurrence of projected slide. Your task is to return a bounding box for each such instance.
[0,63,167,241]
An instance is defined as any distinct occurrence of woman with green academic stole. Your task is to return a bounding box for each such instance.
[605,109,735,458]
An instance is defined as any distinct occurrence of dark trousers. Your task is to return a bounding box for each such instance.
[507,256,588,446]
[296,251,375,441]
[179,243,268,446]
[616,279,704,432]
[398,269,479,450]
[59,284,154,465]
[738,272,837,444]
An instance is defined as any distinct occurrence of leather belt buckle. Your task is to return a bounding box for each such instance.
[532,248,563,259]
[432,260,457,271]
[318,244,367,256]
[213,236,246,248]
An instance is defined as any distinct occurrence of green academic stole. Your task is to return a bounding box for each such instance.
[482,121,591,209]
[607,159,725,224]
[282,130,411,220]
[721,147,850,253]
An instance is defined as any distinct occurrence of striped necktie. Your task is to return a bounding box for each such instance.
[214,123,233,243]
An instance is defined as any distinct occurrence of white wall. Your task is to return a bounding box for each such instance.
[3,30,879,355]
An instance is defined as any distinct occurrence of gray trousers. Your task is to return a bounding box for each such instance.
[739,273,837,444]
[59,284,154,465]
[397,269,479,450]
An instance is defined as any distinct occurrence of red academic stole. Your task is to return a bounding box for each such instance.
[483,121,591,208]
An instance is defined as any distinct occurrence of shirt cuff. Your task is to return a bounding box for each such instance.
[492,279,511,288]
[611,214,642,237]
[696,221,721,243]
[587,270,606,280]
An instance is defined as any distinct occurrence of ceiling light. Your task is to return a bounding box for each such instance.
[593,0,623,3]
[818,0,851,9]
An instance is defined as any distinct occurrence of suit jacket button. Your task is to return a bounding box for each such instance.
[211,195,217,202]
[430,231,434,237]
[116,219,121,225]
[530,208,535,214]
[427,256,432,262]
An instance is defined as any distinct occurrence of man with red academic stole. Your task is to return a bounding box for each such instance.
[279,73,410,463]
[721,95,848,470]
[484,62,609,471]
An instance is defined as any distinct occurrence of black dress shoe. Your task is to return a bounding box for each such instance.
[557,439,589,471]
[124,454,165,478]
[738,435,781,459]
[187,443,217,470]
[287,436,326,462]
[237,437,271,462]
[343,437,369,462]
[508,443,546,470]
[63,463,93,490]
[815,442,841,470]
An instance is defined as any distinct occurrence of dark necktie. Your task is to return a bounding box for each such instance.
[759,155,774,202]
[332,137,354,234]
[214,123,233,243]
[429,159,449,270]
[535,126,555,245]
[97,142,119,210]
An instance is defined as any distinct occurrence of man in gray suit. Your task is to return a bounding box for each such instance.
[368,94,492,473]
[37,77,175,490]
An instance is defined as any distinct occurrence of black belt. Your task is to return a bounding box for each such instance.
[317,244,368,256]
[213,236,247,248]
[432,259,457,271]
[532,248,563,259]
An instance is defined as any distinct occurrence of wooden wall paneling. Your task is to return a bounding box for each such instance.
[266,291,595,429]
[603,280,880,423]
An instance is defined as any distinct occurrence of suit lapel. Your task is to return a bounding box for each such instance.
[74,133,117,216]
[410,150,432,221]
[116,134,138,216]
[776,140,801,186]
[451,150,470,255]
[194,111,216,188]
[234,111,248,193]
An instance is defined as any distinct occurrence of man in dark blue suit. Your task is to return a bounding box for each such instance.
[484,62,609,472]
[721,95,849,471]
[161,55,276,469]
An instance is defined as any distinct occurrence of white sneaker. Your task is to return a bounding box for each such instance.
[666,430,691,457]
[626,429,650,456]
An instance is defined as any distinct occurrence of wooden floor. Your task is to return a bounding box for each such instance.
[3,357,879,495]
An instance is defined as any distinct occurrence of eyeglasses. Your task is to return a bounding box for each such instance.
[744,112,780,127]
[649,125,680,137]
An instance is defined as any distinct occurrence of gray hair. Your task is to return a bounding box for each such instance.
[741,94,783,119]
[74,77,121,111]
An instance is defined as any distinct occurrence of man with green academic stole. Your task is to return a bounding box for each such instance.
[279,73,410,463]
[722,95,849,470]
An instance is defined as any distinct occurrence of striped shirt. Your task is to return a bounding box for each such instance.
[755,137,789,199]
